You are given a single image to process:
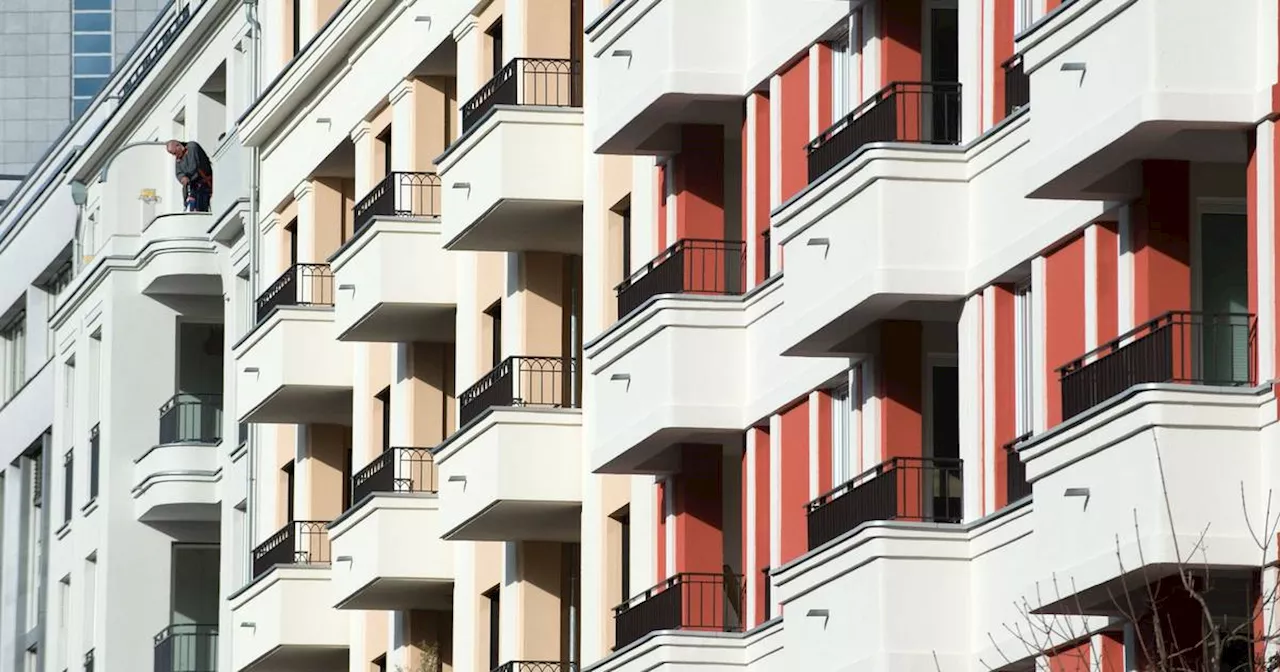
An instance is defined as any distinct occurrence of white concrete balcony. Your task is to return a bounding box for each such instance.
[230,522,347,671]
[773,87,968,355]
[586,0,745,154]
[588,245,748,473]
[136,211,220,296]
[328,448,453,610]
[1018,383,1269,613]
[438,58,584,254]
[331,172,456,342]
[235,264,352,425]
[132,394,223,524]
[436,406,583,542]
[1016,0,1257,200]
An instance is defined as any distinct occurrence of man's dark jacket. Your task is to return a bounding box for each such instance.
[175,141,212,185]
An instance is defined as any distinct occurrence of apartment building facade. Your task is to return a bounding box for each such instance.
[0,0,1276,672]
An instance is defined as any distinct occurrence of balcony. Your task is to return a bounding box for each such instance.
[806,457,963,550]
[137,212,221,296]
[774,84,968,357]
[586,0,745,154]
[458,356,580,427]
[613,572,745,650]
[1057,311,1255,421]
[616,239,745,319]
[328,448,453,610]
[230,520,346,672]
[438,58,584,254]
[807,82,961,183]
[436,376,582,541]
[1018,383,1268,614]
[493,663,577,672]
[235,264,352,425]
[1015,0,1257,199]
[133,394,222,523]
[331,172,456,343]
[154,624,217,672]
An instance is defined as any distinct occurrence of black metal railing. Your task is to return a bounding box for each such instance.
[251,520,330,579]
[458,356,580,427]
[63,449,73,525]
[761,566,772,620]
[154,624,218,672]
[119,2,194,103]
[760,229,772,279]
[1057,311,1256,421]
[352,171,442,236]
[492,663,578,672]
[158,394,223,444]
[84,649,94,672]
[238,422,248,447]
[88,424,100,502]
[807,81,962,183]
[806,456,963,550]
[461,58,582,133]
[616,239,746,319]
[614,572,745,650]
[1003,54,1029,116]
[254,263,334,324]
[350,447,438,509]
[1004,431,1033,504]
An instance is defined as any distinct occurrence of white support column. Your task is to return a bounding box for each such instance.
[1255,121,1277,381]
[1117,205,1135,334]
[744,96,759,289]
[1084,224,1100,352]
[499,542,520,661]
[453,17,483,104]
[292,181,317,264]
[981,287,998,514]
[959,293,983,520]
[388,80,417,173]
[628,476,656,593]
[807,391,820,499]
[1031,257,1048,432]
[744,429,758,626]
[768,414,782,571]
[958,0,981,142]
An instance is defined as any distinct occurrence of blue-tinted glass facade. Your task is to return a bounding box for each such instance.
[71,1,112,118]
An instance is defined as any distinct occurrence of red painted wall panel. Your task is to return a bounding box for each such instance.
[674,125,726,241]
[1045,235,1086,428]
[779,56,810,202]
[880,320,923,461]
[779,401,810,563]
[991,285,1017,507]
[1132,160,1191,324]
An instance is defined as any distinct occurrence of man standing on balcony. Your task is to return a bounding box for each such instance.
[167,139,213,212]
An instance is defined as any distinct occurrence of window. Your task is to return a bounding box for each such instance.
[58,577,70,671]
[486,19,504,75]
[830,24,853,121]
[282,461,295,523]
[375,387,391,453]
[1014,281,1034,435]
[291,0,302,56]
[284,219,298,266]
[830,383,853,484]
[46,261,73,315]
[484,301,502,368]
[62,450,73,526]
[72,1,114,118]
[1015,0,1035,32]
[483,585,501,671]
[24,646,37,672]
[24,445,44,628]
[2,310,26,403]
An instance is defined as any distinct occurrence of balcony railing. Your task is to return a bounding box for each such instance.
[251,520,331,579]
[614,572,745,650]
[63,449,73,525]
[458,356,580,427]
[492,663,578,672]
[1004,431,1033,504]
[461,58,583,133]
[350,447,438,509]
[88,423,100,503]
[807,81,962,183]
[352,171,442,236]
[616,239,746,319]
[1057,311,1256,421]
[119,2,194,102]
[806,456,963,550]
[154,624,217,672]
[84,649,94,672]
[254,263,334,324]
[158,393,223,444]
[1003,54,1029,116]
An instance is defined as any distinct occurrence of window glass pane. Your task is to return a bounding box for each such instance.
[72,97,94,118]
[73,34,111,55]
[73,56,112,76]
[73,0,111,9]
[73,77,107,98]
[73,12,112,32]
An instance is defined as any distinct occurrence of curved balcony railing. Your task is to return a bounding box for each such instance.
[807,81,962,183]
[1057,311,1256,421]
[492,663,578,672]
[158,393,223,444]
[613,572,745,650]
[154,623,218,672]
[352,171,442,237]
[616,238,746,320]
[458,356,580,427]
[805,456,963,550]
[254,263,334,324]
[349,447,438,510]
[250,520,330,579]
[461,58,583,133]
